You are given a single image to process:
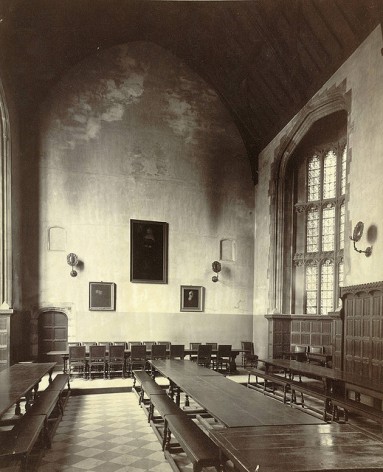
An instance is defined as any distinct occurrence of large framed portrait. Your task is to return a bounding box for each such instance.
[180,285,204,312]
[130,219,168,284]
[89,282,116,311]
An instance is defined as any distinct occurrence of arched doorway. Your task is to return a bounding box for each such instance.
[38,310,68,365]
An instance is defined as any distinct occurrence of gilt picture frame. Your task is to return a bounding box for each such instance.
[180,285,204,312]
[130,219,168,284]
[89,282,116,311]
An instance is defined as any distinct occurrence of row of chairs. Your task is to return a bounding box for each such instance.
[68,341,171,350]
[69,344,126,380]
[68,341,223,350]
[68,343,234,379]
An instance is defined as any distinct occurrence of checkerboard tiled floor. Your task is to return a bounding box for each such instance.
[36,392,173,472]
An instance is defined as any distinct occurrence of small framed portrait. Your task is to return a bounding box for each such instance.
[89,282,116,311]
[130,219,168,284]
[180,285,204,312]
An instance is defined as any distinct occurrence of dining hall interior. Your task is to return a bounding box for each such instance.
[1,0,383,471]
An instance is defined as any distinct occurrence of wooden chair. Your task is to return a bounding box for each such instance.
[214,344,232,372]
[150,344,167,376]
[241,341,258,367]
[108,344,126,378]
[292,345,308,362]
[88,345,107,380]
[206,343,218,365]
[196,344,212,367]
[206,342,218,349]
[128,341,142,350]
[189,342,201,362]
[68,345,87,379]
[127,344,147,376]
[169,344,185,359]
[151,344,167,360]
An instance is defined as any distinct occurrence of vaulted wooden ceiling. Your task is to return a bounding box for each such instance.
[0,0,381,181]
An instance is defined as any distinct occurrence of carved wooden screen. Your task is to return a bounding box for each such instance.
[340,281,383,380]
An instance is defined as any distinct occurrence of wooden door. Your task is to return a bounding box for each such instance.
[38,311,68,364]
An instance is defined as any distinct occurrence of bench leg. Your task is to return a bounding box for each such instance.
[163,420,171,451]
[148,403,153,423]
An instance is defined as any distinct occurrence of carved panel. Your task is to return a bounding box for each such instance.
[266,314,338,362]
[340,281,383,380]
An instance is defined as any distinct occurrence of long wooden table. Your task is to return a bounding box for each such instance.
[150,359,324,428]
[209,423,383,472]
[0,362,56,417]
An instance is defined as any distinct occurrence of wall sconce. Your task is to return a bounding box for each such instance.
[67,253,79,277]
[212,261,222,282]
[350,221,372,257]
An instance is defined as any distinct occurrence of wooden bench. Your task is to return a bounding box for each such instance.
[45,374,71,411]
[28,389,63,448]
[133,370,167,406]
[288,379,331,421]
[247,368,290,403]
[0,413,46,471]
[331,395,383,428]
[148,391,184,449]
[149,389,181,422]
[164,411,222,472]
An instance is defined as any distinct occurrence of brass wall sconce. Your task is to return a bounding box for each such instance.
[67,253,79,277]
[350,221,372,257]
[212,261,222,282]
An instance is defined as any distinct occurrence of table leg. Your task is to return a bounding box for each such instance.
[15,401,21,415]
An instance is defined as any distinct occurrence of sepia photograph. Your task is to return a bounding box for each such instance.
[0,0,382,470]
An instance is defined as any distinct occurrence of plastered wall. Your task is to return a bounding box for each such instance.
[24,42,255,345]
[253,26,383,357]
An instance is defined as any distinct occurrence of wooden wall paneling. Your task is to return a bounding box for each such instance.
[340,281,383,380]
[265,315,291,358]
[332,316,343,370]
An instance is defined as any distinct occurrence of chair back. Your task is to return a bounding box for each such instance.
[128,341,142,349]
[217,344,232,358]
[294,345,307,353]
[113,342,127,348]
[89,345,106,360]
[169,344,185,359]
[69,345,86,361]
[241,341,254,355]
[83,342,97,348]
[68,342,82,348]
[197,344,212,366]
[189,342,201,350]
[151,344,167,359]
[157,341,171,349]
[309,346,323,354]
[131,344,147,360]
[109,344,125,360]
[206,342,218,350]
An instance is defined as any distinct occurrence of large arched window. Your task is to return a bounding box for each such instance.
[288,111,347,315]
